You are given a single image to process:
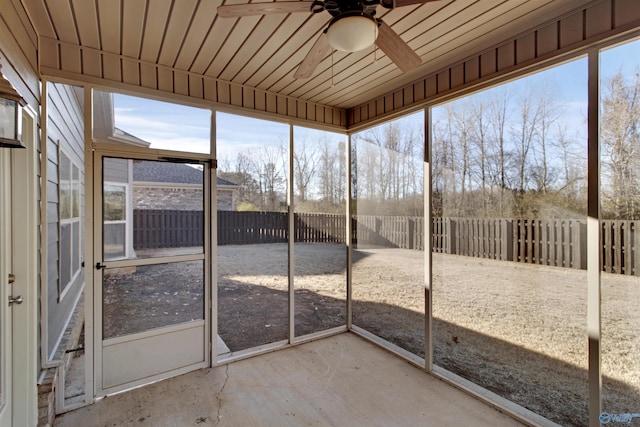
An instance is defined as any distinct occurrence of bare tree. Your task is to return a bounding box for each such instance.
[556,127,587,214]
[352,116,424,215]
[488,88,512,216]
[432,110,459,217]
[448,103,474,216]
[318,138,346,208]
[247,144,288,211]
[218,152,261,209]
[511,85,542,216]
[601,70,640,219]
[530,83,562,194]
[293,136,319,202]
[469,98,491,216]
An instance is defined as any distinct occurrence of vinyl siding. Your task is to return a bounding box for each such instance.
[45,81,85,359]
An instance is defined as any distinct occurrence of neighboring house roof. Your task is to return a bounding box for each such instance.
[133,160,237,187]
[113,127,151,147]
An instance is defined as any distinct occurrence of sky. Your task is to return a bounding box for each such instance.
[431,56,589,142]
[112,38,639,157]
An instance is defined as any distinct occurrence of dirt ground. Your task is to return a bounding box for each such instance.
[105,242,639,427]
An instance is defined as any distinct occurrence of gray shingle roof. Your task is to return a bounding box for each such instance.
[133,160,237,186]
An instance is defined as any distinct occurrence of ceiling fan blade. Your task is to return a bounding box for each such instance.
[393,0,444,7]
[218,1,312,18]
[375,20,421,73]
[294,33,331,79]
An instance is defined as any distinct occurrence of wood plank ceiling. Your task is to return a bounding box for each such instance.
[24,0,586,110]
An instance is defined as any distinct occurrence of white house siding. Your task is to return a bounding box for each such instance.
[45,81,85,359]
[104,158,130,184]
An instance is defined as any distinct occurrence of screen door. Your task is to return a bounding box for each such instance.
[95,154,210,394]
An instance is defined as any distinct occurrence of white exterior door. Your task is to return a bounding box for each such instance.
[0,109,37,427]
[0,147,14,427]
[94,151,211,395]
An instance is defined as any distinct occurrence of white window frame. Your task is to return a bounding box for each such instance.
[103,181,131,261]
[58,148,82,302]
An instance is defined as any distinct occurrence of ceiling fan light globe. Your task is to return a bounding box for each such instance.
[326,15,378,52]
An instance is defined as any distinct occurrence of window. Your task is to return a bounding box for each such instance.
[59,150,82,298]
[103,183,128,260]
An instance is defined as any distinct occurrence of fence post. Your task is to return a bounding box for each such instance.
[448,218,456,254]
[501,219,512,261]
[633,221,640,276]
[408,217,415,249]
[602,221,610,273]
[572,220,587,270]
[623,220,631,275]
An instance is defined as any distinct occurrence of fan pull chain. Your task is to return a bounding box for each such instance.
[373,25,377,65]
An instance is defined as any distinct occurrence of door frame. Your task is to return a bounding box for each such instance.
[92,144,212,396]
[0,130,13,427]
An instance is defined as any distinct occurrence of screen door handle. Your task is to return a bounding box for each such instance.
[9,295,23,305]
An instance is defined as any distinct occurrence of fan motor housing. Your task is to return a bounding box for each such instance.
[326,12,379,52]
[314,0,380,16]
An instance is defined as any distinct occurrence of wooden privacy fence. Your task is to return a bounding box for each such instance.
[217,210,288,245]
[601,220,640,275]
[133,209,204,249]
[135,210,345,248]
[434,218,586,267]
[133,210,640,276]
[513,219,585,269]
[434,218,640,275]
[354,215,423,250]
[217,211,348,245]
[294,212,346,244]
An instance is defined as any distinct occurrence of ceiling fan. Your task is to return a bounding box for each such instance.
[217,0,443,79]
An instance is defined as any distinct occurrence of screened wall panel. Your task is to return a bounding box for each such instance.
[293,126,347,337]
[216,112,290,355]
[351,112,425,357]
[599,38,640,417]
[431,58,589,426]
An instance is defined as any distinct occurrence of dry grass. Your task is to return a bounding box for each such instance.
[107,243,640,426]
[218,243,639,426]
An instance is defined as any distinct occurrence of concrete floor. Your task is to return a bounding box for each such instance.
[54,333,526,427]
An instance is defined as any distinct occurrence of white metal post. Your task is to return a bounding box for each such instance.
[587,47,602,427]
[82,85,95,406]
[424,107,433,371]
[288,124,295,343]
[346,133,353,331]
[211,110,218,364]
